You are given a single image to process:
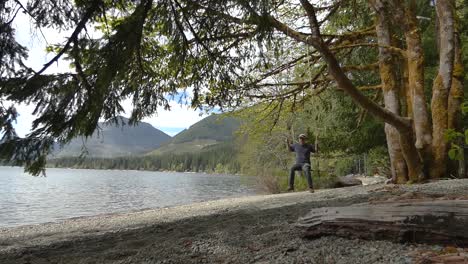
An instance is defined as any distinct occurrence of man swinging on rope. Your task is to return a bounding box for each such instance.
[286,134,316,193]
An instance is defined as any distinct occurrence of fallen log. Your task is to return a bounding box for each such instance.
[297,200,468,246]
[333,175,363,188]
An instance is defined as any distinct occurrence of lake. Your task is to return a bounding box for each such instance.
[0,166,257,228]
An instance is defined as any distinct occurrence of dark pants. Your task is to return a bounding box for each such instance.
[289,163,313,189]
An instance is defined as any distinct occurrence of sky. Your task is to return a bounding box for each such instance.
[8,8,208,137]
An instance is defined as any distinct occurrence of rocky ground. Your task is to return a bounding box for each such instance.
[0,179,467,264]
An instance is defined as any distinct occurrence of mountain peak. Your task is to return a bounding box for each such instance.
[54,118,171,158]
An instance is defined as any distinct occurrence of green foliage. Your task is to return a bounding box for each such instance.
[365,146,391,176]
[448,144,464,161]
[332,158,355,177]
[462,102,468,115]
[445,129,464,142]
[447,101,468,161]
[234,87,387,191]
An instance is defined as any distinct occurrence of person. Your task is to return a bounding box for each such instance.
[286,134,316,193]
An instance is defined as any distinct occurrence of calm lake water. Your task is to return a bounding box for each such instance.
[0,166,257,228]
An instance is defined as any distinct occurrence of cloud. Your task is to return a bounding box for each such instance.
[121,98,207,133]
[144,102,206,130]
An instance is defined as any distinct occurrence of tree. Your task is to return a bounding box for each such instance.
[0,0,466,180]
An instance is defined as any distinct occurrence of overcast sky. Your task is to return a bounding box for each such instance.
[9,9,207,137]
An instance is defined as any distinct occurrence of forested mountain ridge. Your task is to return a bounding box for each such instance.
[45,114,242,173]
[53,117,171,158]
[147,114,241,155]
[172,114,241,143]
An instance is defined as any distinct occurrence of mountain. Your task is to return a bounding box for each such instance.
[147,114,241,155]
[53,117,171,158]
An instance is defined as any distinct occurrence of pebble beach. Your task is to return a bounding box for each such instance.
[1,179,467,264]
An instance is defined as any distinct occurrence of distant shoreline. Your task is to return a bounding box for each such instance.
[0,165,243,176]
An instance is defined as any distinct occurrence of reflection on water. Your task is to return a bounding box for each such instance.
[0,167,257,228]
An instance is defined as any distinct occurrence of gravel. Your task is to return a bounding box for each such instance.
[0,179,467,264]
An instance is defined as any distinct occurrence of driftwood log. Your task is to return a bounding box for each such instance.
[333,175,363,188]
[297,200,468,246]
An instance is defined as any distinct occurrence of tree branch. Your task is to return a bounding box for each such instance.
[342,62,380,72]
[357,84,383,90]
[330,43,407,57]
[299,0,322,38]
[185,0,244,24]
[32,4,98,77]
[174,0,215,58]
[315,41,411,131]
[12,0,49,44]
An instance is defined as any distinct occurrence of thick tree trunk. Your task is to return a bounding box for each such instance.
[386,127,408,182]
[371,0,408,183]
[403,1,432,169]
[402,61,413,118]
[297,200,468,246]
[399,130,425,182]
[431,0,455,179]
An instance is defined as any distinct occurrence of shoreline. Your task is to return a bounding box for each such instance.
[0,165,244,176]
[1,179,467,263]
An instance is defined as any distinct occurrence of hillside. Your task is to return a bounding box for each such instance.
[148,114,240,155]
[53,117,171,158]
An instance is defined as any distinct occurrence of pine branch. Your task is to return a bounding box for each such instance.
[32,3,99,77]
[12,0,49,44]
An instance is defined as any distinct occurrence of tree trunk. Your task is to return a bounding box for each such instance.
[371,0,408,183]
[403,1,432,169]
[297,200,468,246]
[402,60,413,118]
[431,0,455,179]
[301,2,426,181]
[399,130,425,182]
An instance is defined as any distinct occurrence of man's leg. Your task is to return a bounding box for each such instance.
[302,163,313,189]
[289,164,302,190]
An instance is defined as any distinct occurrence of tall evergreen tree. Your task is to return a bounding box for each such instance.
[0,0,466,180]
